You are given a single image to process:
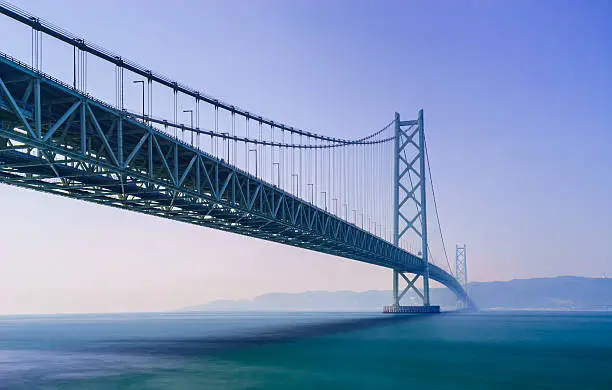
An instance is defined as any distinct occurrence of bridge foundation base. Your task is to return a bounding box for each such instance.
[382,305,440,314]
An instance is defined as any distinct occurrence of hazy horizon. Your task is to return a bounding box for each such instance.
[1,275,608,316]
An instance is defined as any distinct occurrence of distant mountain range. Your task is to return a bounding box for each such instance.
[180,276,612,312]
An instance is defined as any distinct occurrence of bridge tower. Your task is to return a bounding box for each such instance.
[455,244,468,307]
[386,110,438,313]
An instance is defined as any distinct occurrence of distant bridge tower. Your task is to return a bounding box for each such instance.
[455,244,468,307]
[387,110,437,313]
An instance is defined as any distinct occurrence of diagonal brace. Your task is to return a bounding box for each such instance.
[0,76,36,138]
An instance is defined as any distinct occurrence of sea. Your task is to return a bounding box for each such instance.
[0,311,611,389]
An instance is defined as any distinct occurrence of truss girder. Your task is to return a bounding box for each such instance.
[0,53,468,301]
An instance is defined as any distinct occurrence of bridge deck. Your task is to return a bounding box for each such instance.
[0,52,468,301]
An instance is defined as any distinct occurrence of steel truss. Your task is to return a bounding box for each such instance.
[455,245,468,307]
[0,52,470,303]
[392,110,432,307]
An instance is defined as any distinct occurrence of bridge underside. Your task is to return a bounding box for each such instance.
[0,53,470,304]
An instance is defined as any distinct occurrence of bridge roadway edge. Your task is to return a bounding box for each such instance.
[0,50,472,307]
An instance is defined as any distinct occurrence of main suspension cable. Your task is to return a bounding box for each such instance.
[425,139,453,274]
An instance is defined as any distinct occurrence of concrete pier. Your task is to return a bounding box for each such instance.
[382,305,441,314]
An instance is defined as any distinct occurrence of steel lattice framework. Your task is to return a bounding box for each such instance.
[0,54,470,302]
[391,111,432,307]
[0,1,475,308]
[455,245,469,307]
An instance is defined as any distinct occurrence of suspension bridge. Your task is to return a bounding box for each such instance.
[0,2,473,311]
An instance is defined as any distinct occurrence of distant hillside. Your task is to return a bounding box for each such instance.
[180,276,612,312]
[469,276,612,310]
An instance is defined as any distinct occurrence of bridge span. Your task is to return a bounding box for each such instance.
[0,1,472,309]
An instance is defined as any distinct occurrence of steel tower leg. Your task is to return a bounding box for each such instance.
[392,270,399,306]
[418,110,430,306]
[392,112,400,307]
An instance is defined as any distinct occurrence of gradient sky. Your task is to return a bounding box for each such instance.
[0,0,611,314]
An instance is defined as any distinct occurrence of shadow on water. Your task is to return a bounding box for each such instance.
[91,314,427,357]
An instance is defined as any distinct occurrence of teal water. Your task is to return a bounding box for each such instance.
[0,311,611,389]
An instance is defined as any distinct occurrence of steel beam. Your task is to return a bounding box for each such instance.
[0,50,471,305]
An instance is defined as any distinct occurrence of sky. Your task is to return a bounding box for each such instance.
[0,0,611,314]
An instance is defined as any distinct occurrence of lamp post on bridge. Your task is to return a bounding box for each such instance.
[183,109,193,145]
[321,191,327,211]
[132,80,145,122]
[291,174,299,197]
[248,149,258,177]
[272,162,280,187]
[221,133,230,162]
[307,183,314,204]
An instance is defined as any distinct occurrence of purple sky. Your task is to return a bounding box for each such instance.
[0,0,610,314]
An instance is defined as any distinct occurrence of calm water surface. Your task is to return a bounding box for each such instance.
[0,311,611,389]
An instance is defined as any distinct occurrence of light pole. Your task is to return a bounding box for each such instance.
[332,198,338,215]
[162,119,172,139]
[221,132,230,162]
[291,174,299,196]
[307,183,314,203]
[133,80,145,121]
[249,149,258,177]
[183,109,193,145]
[321,191,327,211]
[272,162,280,187]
